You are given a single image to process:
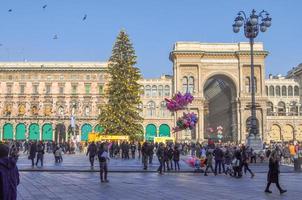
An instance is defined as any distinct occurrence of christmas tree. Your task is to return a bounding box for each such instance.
[99,30,143,139]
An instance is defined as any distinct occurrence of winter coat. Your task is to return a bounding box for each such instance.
[156,147,164,161]
[267,158,280,183]
[214,148,224,161]
[173,149,180,161]
[0,157,20,200]
[86,143,97,157]
[29,143,37,159]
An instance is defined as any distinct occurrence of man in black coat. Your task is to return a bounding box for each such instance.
[86,142,97,168]
[29,141,37,167]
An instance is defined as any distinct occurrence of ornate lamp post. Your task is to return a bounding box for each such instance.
[233,9,272,147]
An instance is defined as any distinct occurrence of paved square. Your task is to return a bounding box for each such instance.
[18,172,301,200]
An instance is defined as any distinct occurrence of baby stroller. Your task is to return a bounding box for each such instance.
[186,156,205,172]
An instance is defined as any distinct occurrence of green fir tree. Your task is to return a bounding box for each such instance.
[99,30,143,139]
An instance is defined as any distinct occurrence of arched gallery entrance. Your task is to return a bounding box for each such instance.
[203,75,237,142]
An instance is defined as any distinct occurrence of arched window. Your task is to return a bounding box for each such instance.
[245,77,250,93]
[151,85,157,97]
[147,101,156,117]
[164,85,170,96]
[188,76,194,93]
[276,86,281,96]
[265,86,268,96]
[267,101,274,116]
[182,76,188,93]
[294,86,299,96]
[277,101,286,116]
[145,85,151,97]
[158,85,163,96]
[269,86,274,96]
[288,86,293,96]
[282,86,287,96]
[290,104,298,116]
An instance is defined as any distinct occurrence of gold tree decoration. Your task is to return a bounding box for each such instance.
[98,30,143,139]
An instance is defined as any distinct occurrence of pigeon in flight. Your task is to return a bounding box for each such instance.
[53,35,58,40]
[42,5,47,10]
[8,9,12,12]
[82,14,87,21]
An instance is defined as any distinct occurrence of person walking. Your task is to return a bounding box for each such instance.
[130,142,136,159]
[36,141,45,167]
[0,144,20,200]
[98,143,110,183]
[137,142,141,159]
[173,146,180,171]
[86,141,97,168]
[265,150,287,194]
[141,142,149,170]
[241,145,255,178]
[156,143,164,174]
[29,141,37,167]
[204,150,215,176]
[167,145,174,170]
[214,146,225,175]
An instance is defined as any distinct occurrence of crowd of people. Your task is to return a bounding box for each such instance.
[2,139,302,198]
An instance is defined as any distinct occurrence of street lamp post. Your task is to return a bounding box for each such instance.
[233,9,272,148]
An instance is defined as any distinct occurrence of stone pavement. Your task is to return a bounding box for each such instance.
[16,152,295,173]
[18,171,302,200]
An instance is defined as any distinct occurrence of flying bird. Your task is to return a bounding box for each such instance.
[53,34,58,40]
[8,9,12,12]
[42,5,47,10]
[82,14,87,21]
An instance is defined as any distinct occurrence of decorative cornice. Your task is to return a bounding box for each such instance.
[170,50,269,61]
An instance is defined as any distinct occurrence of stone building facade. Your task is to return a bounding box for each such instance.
[1,42,302,143]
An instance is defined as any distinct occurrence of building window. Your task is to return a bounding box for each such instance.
[188,76,194,93]
[267,101,274,116]
[46,84,51,94]
[282,86,287,96]
[99,85,104,94]
[288,86,293,96]
[59,75,64,80]
[158,85,163,96]
[160,101,167,117]
[8,75,13,80]
[33,85,39,94]
[265,86,268,96]
[59,86,64,94]
[145,85,151,97]
[294,86,299,96]
[152,85,157,97]
[277,101,286,116]
[269,86,274,96]
[72,85,77,95]
[276,86,281,96]
[20,84,25,94]
[86,75,90,80]
[164,85,170,96]
[245,77,250,93]
[85,84,91,94]
[7,84,12,94]
[182,76,188,93]
[147,101,156,117]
